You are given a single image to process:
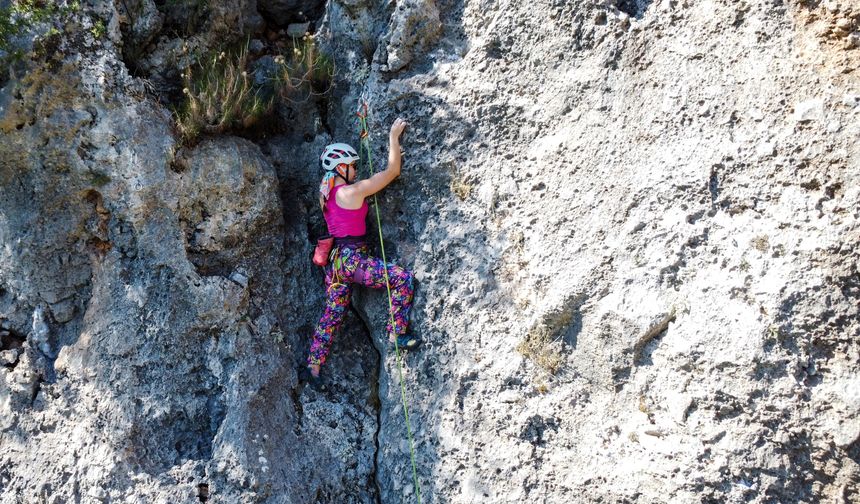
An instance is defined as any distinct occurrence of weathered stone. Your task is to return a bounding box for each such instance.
[793,98,826,122]
[249,38,266,54]
[0,349,20,366]
[0,1,857,503]
[257,0,325,25]
[381,0,442,72]
[286,22,311,38]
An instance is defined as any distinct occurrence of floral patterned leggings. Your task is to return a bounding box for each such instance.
[307,244,414,367]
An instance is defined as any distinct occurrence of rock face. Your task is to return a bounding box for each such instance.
[1,0,858,503]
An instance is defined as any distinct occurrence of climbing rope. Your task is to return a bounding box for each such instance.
[356,99,422,504]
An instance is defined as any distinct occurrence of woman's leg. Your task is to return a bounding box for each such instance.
[307,272,352,368]
[352,249,414,338]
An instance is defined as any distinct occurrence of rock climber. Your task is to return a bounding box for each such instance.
[300,117,420,384]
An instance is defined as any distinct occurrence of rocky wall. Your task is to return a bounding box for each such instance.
[0,0,857,503]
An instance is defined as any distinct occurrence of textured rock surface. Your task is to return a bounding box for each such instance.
[1,0,858,503]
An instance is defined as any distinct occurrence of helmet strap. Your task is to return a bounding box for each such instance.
[346,163,356,185]
[337,163,356,185]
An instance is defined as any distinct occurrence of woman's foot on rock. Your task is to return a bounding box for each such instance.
[298,365,325,389]
[390,333,421,351]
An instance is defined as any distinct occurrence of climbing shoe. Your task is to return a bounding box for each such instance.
[297,366,324,389]
[390,333,421,352]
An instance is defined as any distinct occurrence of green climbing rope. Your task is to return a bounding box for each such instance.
[356,100,422,504]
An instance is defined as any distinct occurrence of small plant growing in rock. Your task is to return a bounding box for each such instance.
[349,59,371,86]
[0,10,16,51]
[1,1,73,45]
[355,24,377,63]
[1,0,77,74]
[451,175,472,200]
[0,0,80,86]
[173,38,275,145]
[87,171,111,187]
[90,18,105,39]
[517,302,578,374]
[270,33,334,103]
[517,323,566,374]
[173,34,333,145]
[751,234,769,252]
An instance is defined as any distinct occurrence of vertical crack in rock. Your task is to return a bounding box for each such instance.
[197,482,210,502]
[709,163,721,205]
[0,324,26,370]
[357,309,384,504]
[29,377,43,406]
[633,309,678,366]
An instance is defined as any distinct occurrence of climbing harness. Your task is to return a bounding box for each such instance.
[328,245,348,288]
[356,98,423,504]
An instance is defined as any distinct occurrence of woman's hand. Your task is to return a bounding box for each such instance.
[389,117,407,143]
[348,117,407,199]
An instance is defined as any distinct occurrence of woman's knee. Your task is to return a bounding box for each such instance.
[396,268,414,289]
[325,283,351,309]
[327,281,350,296]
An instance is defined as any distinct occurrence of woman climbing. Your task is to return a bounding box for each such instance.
[301,117,420,383]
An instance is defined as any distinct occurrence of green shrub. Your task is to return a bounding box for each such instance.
[271,33,334,103]
[1,1,71,50]
[173,34,334,146]
[1,1,79,75]
[173,38,274,145]
[90,18,104,39]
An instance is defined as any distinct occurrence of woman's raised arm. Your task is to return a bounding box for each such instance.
[350,118,408,199]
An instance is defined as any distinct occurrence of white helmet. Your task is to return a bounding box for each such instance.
[320,143,359,171]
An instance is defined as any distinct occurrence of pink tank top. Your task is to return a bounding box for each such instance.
[324,185,368,237]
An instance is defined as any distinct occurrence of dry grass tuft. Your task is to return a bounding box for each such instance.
[173,34,334,146]
[516,324,564,374]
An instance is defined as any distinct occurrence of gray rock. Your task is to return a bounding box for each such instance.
[48,299,76,324]
[249,38,266,54]
[286,22,311,38]
[87,486,107,501]
[251,54,278,87]
[230,271,249,288]
[119,0,163,51]
[793,98,826,122]
[498,389,519,403]
[0,0,858,503]
[30,305,51,356]
[0,349,20,366]
[257,0,323,25]
[381,0,442,72]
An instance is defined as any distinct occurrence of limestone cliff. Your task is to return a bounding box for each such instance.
[0,0,858,503]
